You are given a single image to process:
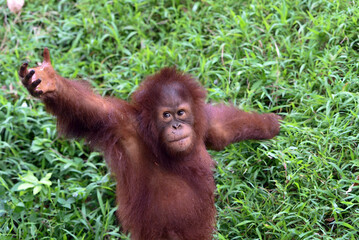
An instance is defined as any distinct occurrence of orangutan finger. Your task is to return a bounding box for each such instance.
[29,79,41,91]
[19,62,29,78]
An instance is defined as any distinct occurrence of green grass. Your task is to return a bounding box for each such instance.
[1,0,359,239]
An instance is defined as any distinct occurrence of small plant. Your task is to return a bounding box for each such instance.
[16,171,52,195]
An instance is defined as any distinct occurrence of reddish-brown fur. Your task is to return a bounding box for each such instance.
[19,49,281,240]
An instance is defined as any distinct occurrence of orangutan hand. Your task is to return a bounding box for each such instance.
[19,48,57,97]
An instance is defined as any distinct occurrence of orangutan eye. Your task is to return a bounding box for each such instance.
[177,110,185,116]
[163,112,171,118]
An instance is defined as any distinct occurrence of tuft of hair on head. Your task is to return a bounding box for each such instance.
[131,67,207,110]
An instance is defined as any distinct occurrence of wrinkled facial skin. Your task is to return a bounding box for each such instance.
[156,93,195,156]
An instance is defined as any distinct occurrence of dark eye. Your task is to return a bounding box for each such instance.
[177,110,185,116]
[163,112,171,118]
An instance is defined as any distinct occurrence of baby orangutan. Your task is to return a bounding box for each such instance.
[19,48,281,240]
